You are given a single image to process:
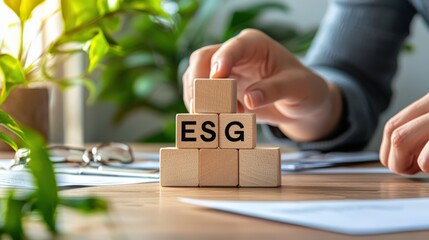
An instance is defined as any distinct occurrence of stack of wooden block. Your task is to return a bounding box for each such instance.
[160,78,281,187]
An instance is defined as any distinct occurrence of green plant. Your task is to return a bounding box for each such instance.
[0,0,165,238]
[97,0,316,142]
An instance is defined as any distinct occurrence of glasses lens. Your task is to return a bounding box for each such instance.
[94,143,133,164]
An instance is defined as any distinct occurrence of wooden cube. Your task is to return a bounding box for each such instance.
[176,114,218,149]
[194,78,237,113]
[199,149,238,187]
[160,148,199,187]
[219,113,256,149]
[239,148,281,187]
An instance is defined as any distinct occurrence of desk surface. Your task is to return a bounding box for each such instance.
[8,144,429,239]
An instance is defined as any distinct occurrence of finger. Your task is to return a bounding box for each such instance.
[417,140,429,173]
[210,29,275,78]
[183,45,221,108]
[387,113,429,174]
[380,93,429,167]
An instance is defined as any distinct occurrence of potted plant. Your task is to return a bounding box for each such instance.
[0,0,166,238]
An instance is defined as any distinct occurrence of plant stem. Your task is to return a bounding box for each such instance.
[18,21,25,63]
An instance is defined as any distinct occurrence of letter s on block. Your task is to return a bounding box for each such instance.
[201,121,216,142]
[225,121,244,142]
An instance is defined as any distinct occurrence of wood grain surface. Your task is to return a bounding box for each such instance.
[194,78,237,113]
[2,144,429,240]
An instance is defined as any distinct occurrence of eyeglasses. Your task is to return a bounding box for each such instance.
[10,142,134,170]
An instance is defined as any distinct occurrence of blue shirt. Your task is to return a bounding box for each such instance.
[264,0,427,151]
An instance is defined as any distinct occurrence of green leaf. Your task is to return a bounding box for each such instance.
[0,54,27,104]
[85,31,110,72]
[2,191,25,240]
[60,0,99,32]
[4,0,45,22]
[0,109,25,143]
[0,132,18,151]
[21,128,58,233]
[122,0,165,15]
[60,196,108,214]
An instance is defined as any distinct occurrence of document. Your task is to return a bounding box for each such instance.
[181,198,429,235]
[282,151,379,171]
[0,159,159,189]
[109,151,380,172]
[283,167,392,174]
[0,170,158,189]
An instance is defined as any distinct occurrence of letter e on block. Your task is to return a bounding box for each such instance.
[176,114,218,148]
[219,113,256,149]
[194,78,237,113]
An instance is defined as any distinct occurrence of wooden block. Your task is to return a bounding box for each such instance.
[219,113,256,149]
[194,78,237,113]
[176,114,218,149]
[160,148,199,186]
[239,148,281,187]
[199,149,238,187]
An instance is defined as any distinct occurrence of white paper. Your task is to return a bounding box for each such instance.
[1,170,158,189]
[1,162,158,189]
[282,151,379,171]
[283,167,392,174]
[181,198,429,235]
[107,160,160,170]
[0,170,158,189]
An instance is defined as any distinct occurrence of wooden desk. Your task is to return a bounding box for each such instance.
[8,145,429,239]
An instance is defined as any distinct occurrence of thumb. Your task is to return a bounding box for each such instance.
[210,29,266,78]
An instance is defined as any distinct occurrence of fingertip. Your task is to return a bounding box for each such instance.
[189,99,194,113]
[210,60,231,78]
[209,61,220,78]
[418,155,429,173]
[244,90,264,109]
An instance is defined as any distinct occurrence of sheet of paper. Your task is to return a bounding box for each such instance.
[109,151,380,171]
[0,170,158,189]
[283,167,392,174]
[1,158,159,189]
[107,160,160,170]
[282,151,379,171]
[181,198,429,235]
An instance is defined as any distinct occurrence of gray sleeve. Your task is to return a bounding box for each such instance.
[263,0,416,151]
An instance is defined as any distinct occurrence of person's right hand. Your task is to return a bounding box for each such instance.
[182,29,343,142]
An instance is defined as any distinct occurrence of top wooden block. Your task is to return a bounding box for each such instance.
[194,78,237,113]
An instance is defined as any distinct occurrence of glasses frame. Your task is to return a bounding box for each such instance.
[11,142,134,169]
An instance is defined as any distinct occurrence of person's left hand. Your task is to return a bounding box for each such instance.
[380,93,429,174]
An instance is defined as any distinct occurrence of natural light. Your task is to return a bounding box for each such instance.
[0,0,61,69]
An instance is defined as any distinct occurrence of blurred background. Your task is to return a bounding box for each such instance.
[2,0,428,151]
[85,0,429,150]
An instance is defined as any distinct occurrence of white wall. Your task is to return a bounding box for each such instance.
[84,0,429,151]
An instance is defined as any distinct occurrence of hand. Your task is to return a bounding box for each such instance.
[380,93,429,174]
[182,29,343,142]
